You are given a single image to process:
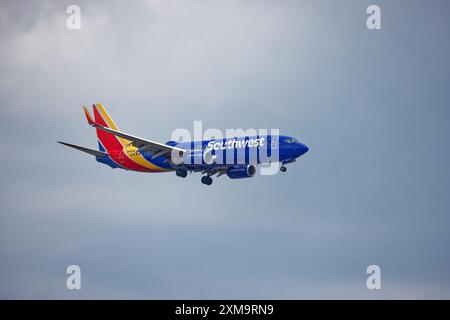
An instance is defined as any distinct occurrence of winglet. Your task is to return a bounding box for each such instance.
[83,106,95,126]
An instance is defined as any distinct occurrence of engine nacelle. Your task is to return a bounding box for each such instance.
[226,165,256,179]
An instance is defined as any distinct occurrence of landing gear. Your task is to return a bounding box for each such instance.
[201,176,213,185]
[176,168,188,178]
[280,165,287,172]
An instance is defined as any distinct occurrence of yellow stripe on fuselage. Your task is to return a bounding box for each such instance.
[123,146,171,172]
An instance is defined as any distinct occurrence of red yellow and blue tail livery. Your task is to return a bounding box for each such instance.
[58,104,309,185]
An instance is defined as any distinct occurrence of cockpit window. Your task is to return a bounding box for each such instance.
[285,138,298,144]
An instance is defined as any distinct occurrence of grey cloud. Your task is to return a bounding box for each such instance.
[1,0,450,299]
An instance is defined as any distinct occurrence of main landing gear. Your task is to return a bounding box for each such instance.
[201,176,213,185]
[280,165,287,172]
[176,168,188,178]
[176,168,213,185]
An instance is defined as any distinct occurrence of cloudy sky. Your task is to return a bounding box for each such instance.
[1,0,449,299]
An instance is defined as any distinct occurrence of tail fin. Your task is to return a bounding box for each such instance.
[84,104,130,152]
[83,106,95,125]
[93,103,120,131]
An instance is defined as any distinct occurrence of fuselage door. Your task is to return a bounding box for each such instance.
[119,150,125,164]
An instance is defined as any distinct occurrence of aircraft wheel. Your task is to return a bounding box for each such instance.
[201,176,213,185]
[176,168,188,178]
[280,166,287,172]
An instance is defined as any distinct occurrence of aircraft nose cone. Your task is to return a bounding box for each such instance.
[296,143,309,156]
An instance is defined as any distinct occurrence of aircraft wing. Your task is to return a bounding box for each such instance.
[83,107,186,158]
[58,141,108,158]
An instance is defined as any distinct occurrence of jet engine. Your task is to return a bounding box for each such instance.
[226,165,256,179]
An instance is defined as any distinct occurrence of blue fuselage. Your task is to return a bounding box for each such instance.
[97,135,308,171]
[140,135,308,170]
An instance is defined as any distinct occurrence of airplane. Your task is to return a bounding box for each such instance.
[58,104,309,185]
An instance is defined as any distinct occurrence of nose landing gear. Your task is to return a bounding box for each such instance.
[280,165,287,172]
[201,176,213,185]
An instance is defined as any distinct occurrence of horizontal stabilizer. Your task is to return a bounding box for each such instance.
[58,141,108,158]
